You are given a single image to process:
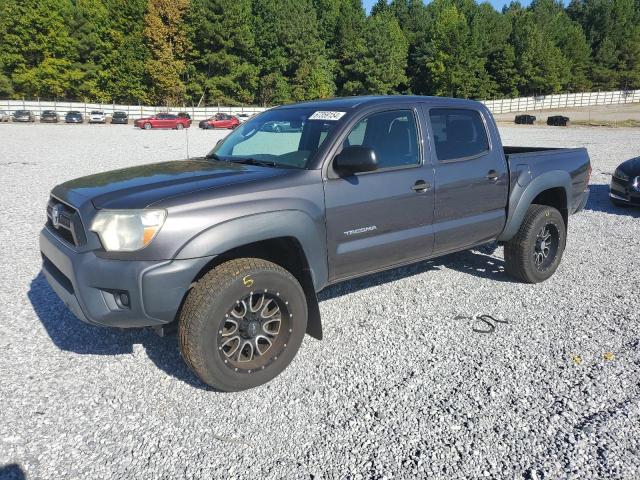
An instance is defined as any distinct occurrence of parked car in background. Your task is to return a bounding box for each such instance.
[610,157,640,207]
[236,113,253,123]
[65,111,83,124]
[0,110,10,122]
[177,112,191,120]
[198,113,239,129]
[111,111,128,124]
[40,111,60,123]
[89,111,106,124]
[134,113,190,130]
[261,120,303,133]
[13,110,36,122]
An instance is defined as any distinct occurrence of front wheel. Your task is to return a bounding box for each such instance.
[143,122,152,130]
[179,258,308,391]
[504,204,566,283]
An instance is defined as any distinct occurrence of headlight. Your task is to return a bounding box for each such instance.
[614,168,630,181]
[91,209,166,252]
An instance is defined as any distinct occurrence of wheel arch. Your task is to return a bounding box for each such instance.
[176,211,327,340]
[498,171,571,242]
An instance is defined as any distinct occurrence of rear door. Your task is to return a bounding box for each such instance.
[324,106,435,281]
[424,106,508,253]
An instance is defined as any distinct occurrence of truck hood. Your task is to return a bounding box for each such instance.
[52,158,289,209]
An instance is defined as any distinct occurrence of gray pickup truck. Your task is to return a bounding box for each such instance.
[40,96,591,391]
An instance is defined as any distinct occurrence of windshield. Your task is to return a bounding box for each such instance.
[208,108,345,169]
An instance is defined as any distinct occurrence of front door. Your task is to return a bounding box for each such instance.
[324,108,435,281]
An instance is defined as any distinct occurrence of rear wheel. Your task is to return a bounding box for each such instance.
[179,258,308,391]
[176,123,184,130]
[504,204,566,283]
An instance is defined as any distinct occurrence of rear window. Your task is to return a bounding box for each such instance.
[429,108,489,161]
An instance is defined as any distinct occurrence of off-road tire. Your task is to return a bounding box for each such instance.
[504,204,566,283]
[179,258,308,391]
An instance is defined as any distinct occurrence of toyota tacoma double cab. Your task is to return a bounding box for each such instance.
[40,96,591,391]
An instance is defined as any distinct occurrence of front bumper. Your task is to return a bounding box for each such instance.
[39,226,214,328]
[610,176,640,206]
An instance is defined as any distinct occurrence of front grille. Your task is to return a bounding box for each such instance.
[46,198,87,247]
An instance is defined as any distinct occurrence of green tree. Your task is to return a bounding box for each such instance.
[144,0,190,105]
[253,0,334,104]
[342,12,408,94]
[102,0,150,103]
[186,0,258,105]
[414,1,491,98]
[0,0,79,99]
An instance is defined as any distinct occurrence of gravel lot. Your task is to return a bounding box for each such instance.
[1,122,639,479]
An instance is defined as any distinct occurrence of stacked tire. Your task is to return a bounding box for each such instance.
[515,114,536,125]
[547,115,570,126]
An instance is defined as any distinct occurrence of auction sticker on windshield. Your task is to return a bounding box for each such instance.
[309,111,346,121]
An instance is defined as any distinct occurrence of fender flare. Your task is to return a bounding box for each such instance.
[175,210,327,340]
[498,170,570,242]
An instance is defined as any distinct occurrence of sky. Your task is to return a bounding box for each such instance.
[362,0,532,13]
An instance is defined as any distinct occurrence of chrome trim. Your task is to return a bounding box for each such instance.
[609,192,628,201]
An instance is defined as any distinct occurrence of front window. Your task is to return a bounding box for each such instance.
[209,108,344,169]
[343,110,421,169]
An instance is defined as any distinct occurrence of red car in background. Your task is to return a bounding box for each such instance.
[134,113,191,130]
[198,113,239,129]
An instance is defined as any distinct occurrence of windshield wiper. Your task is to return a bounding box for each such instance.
[205,153,222,161]
[229,157,279,168]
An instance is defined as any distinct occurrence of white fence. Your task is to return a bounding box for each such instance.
[482,89,640,114]
[2,89,640,119]
[0,99,267,120]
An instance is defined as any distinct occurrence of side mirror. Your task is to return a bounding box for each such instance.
[334,146,378,175]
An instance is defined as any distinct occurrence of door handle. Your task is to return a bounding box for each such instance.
[411,180,431,192]
[486,170,499,181]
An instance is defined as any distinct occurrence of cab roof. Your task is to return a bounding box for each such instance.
[272,95,483,111]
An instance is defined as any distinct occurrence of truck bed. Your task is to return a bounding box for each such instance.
[503,146,591,215]
[503,146,562,155]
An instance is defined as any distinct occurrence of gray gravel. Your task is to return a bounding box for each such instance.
[1,122,639,479]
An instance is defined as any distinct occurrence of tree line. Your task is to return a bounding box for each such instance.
[0,0,639,106]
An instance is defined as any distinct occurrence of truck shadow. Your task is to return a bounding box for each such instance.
[584,184,640,217]
[319,243,514,301]
[27,273,211,390]
[29,245,510,390]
